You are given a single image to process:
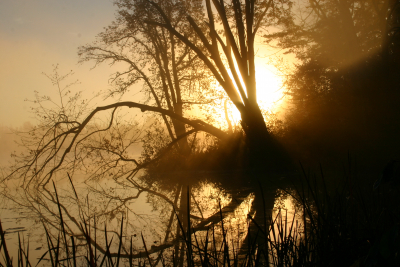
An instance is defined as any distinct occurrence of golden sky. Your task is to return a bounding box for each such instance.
[0,0,116,127]
[0,0,288,128]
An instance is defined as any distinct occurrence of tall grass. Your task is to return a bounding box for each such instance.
[1,166,399,266]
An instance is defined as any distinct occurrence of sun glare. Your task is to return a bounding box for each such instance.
[227,63,284,126]
[255,64,283,109]
[191,61,285,130]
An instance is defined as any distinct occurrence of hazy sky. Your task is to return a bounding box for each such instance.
[0,0,118,127]
[0,0,290,128]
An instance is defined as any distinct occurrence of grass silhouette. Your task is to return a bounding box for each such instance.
[1,165,399,266]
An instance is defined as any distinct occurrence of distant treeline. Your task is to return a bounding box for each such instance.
[0,123,33,166]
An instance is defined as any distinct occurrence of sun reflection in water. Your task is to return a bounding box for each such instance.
[270,189,304,249]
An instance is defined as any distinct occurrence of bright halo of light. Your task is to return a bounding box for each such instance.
[255,64,283,109]
[228,63,284,125]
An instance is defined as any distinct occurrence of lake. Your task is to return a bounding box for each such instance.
[0,170,302,266]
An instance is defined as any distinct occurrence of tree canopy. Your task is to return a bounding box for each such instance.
[6,0,296,191]
[271,0,400,164]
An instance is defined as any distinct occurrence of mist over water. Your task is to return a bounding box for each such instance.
[2,0,400,265]
[0,164,301,266]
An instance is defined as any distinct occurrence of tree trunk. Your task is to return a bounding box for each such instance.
[240,103,292,174]
[171,103,191,156]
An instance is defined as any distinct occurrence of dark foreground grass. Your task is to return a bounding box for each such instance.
[1,167,400,266]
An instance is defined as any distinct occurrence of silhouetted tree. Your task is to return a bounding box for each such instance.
[6,0,294,194]
[268,0,400,66]
[143,0,293,171]
[271,0,400,164]
[3,0,295,262]
[77,0,226,237]
[78,0,220,159]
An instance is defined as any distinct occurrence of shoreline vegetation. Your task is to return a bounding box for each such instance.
[2,0,400,266]
[1,163,399,267]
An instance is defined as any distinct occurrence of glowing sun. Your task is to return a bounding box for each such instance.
[226,63,284,126]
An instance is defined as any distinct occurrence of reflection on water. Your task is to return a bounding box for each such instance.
[0,197,44,264]
[0,175,302,266]
[270,189,303,250]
